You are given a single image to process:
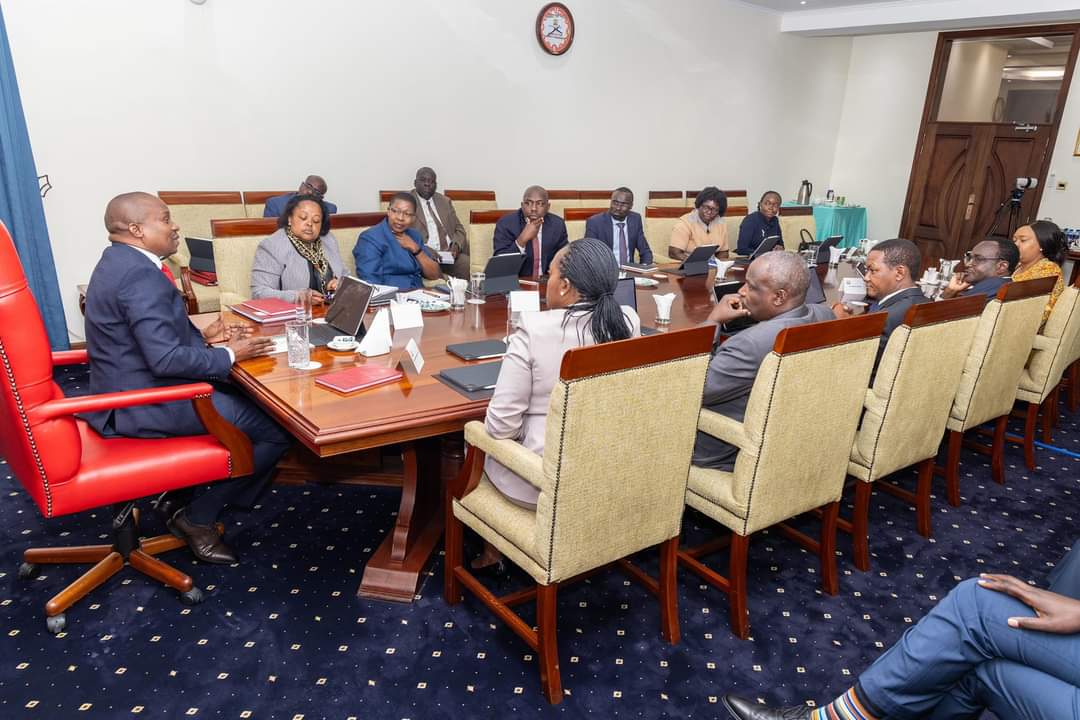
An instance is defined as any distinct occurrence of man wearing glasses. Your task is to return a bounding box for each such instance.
[262,175,338,219]
[941,238,1019,303]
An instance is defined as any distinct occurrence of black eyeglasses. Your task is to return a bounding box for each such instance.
[301,181,325,198]
[963,252,1001,265]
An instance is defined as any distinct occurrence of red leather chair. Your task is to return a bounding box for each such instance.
[0,221,253,633]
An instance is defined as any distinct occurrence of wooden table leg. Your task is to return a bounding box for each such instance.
[358,436,463,602]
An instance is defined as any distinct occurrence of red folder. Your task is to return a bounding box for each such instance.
[231,297,297,323]
[315,365,403,394]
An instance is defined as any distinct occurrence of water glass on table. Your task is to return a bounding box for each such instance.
[285,320,310,369]
[295,288,313,322]
[468,271,485,304]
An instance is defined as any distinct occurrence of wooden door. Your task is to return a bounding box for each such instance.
[968,125,1053,243]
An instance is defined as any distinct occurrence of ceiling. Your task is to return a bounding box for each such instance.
[737,0,949,11]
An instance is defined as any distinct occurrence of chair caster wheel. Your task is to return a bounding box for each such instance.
[180,587,204,606]
[18,562,39,580]
[46,614,66,634]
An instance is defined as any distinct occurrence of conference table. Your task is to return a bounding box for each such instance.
[223,262,850,602]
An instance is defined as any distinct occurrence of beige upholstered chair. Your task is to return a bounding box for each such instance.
[684,189,748,210]
[939,277,1056,503]
[643,207,686,264]
[467,209,516,275]
[545,190,580,218]
[723,207,748,250]
[562,207,606,242]
[445,326,714,704]
[445,191,497,254]
[241,190,292,219]
[679,314,885,639]
[158,191,245,268]
[778,205,816,245]
[329,212,385,276]
[377,190,407,212]
[845,296,984,570]
[1013,284,1080,469]
[209,218,277,308]
[648,191,684,207]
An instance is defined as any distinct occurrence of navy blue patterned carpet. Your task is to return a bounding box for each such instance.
[0,363,1076,718]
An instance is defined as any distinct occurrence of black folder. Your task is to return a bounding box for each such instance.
[446,339,508,361]
[438,361,502,392]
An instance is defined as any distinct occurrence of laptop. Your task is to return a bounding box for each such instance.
[815,235,843,266]
[308,275,374,346]
[734,235,782,267]
[484,253,528,295]
[185,237,215,273]
[665,244,718,277]
[614,277,660,335]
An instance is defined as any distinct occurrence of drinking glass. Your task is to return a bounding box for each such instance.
[468,271,486,304]
[295,289,313,322]
[286,320,310,369]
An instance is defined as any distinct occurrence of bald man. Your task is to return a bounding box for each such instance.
[411,166,470,279]
[492,185,568,276]
[263,174,338,219]
[694,252,835,470]
[84,192,291,565]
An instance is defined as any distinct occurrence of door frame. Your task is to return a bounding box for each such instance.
[899,23,1080,243]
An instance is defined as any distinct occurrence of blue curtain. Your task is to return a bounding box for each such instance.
[0,5,68,350]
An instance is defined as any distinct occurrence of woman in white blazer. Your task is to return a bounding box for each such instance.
[474,238,640,569]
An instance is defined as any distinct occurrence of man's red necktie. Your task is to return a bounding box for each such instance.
[160,264,177,284]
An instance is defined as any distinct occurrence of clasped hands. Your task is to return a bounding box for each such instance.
[202,318,275,362]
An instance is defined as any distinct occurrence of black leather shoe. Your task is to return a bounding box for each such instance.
[167,510,237,565]
[722,694,812,720]
[153,492,190,528]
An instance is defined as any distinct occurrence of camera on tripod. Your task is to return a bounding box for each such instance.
[1011,177,1038,204]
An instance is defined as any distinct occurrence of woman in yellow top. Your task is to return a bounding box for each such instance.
[668,186,729,260]
[1012,220,1066,325]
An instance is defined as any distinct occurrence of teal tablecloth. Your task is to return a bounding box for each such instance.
[784,204,868,248]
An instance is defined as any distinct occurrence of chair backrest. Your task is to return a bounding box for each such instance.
[1018,284,1080,402]
[643,206,688,264]
[723,206,748,247]
[545,190,580,218]
[778,204,815,244]
[377,190,407,212]
[242,190,292,219]
[949,276,1057,430]
[444,191,497,242]
[685,189,748,209]
[0,222,81,517]
[534,326,714,583]
[329,212,385,276]
[210,218,278,307]
[851,296,985,481]
[732,314,884,534]
[158,191,245,267]
[648,191,684,207]
[468,209,517,275]
[562,207,607,242]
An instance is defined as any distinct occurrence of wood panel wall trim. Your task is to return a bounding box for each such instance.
[559,326,714,380]
[778,206,813,216]
[685,189,749,199]
[648,191,683,200]
[445,190,497,201]
[725,207,748,217]
[904,294,985,327]
[1001,275,1058,301]
[242,191,292,204]
[330,212,385,229]
[211,218,277,238]
[772,314,886,354]
[562,207,608,221]
[545,190,580,200]
[645,206,690,219]
[159,191,243,205]
[578,190,616,200]
[470,209,517,224]
[379,190,408,202]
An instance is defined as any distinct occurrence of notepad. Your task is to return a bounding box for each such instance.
[314,365,403,394]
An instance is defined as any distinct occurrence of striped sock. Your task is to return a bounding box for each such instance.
[809,687,880,720]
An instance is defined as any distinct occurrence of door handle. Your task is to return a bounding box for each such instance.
[964,193,976,221]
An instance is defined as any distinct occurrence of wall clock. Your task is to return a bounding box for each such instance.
[536,3,574,56]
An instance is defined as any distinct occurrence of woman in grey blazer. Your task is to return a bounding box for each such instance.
[473,238,640,569]
[251,194,346,303]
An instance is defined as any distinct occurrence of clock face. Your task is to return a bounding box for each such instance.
[536,3,574,56]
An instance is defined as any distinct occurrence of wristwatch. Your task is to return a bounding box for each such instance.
[411,246,423,256]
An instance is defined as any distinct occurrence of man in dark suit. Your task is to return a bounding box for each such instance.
[410,166,470,279]
[694,252,834,470]
[85,192,290,565]
[834,238,929,373]
[492,185,568,276]
[263,174,338,219]
[941,238,1018,303]
[583,187,653,265]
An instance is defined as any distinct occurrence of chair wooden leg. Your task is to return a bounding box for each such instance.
[1041,388,1059,443]
[536,583,562,704]
[443,508,464,605]
[128,549,193,593]
[852,482,871,572]
[991,415,1007,485]
[945,430,963,506]
[915,457,934,539]
[819,501,840,596]
[24,544,113,565]
[44,551,124,617]
[658,537,680,645]
[1021,401,1038,471]
[728,534,750,640]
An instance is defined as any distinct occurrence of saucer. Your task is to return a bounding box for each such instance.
[634,277,659,288]
[419,299,451,313]
[327,339,359,352]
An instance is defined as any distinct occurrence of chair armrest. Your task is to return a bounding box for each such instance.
[862,387,886,415]
[697,409,751,451]
[52,349,89,366]
[1032,334,1055,351]
[27,382,254,477]
[463,420,545,489]
[179,266,199,314]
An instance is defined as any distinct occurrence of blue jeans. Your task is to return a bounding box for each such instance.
[858,578,1080,719]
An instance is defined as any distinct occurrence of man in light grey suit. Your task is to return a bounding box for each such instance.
[411,166,470,279]
[693,252,834,470]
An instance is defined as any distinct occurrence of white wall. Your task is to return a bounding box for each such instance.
[828,31,938,239]
[5,0,852,340]
[1039,64,1080,227]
